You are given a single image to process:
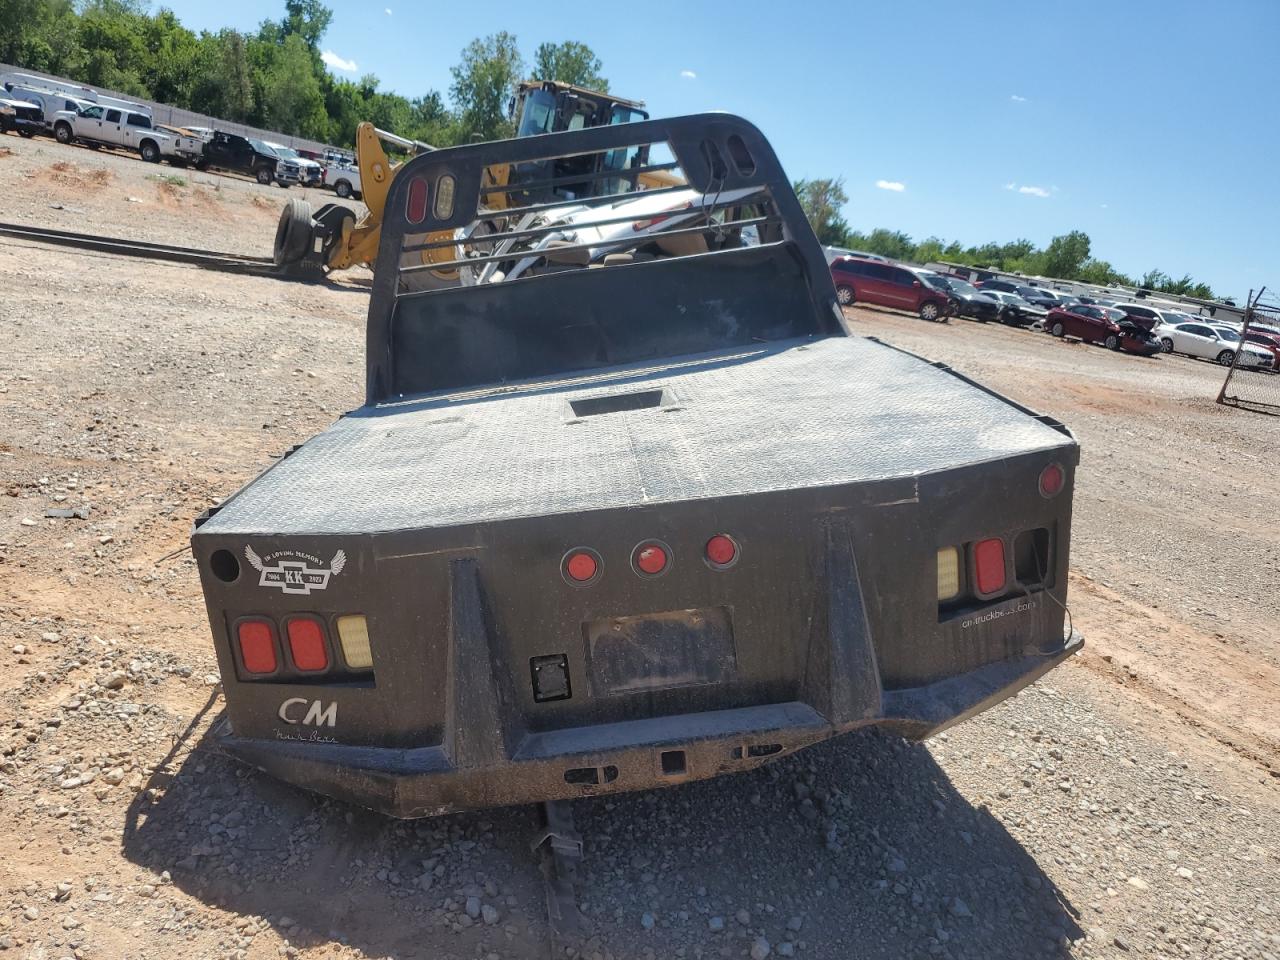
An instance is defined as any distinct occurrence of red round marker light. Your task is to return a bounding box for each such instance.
[633,542,669,576]
[705,534,738,568]
[564,550,599,583]
[1039,462,1065,498]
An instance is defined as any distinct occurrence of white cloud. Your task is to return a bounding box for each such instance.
[1100,203,1109,209]
[1010,94,1027,102]
[320,49,359,73]
[384,7,392,13]
[680,69,697,80]
[1005,182,1050,197]
[874,179,906,192]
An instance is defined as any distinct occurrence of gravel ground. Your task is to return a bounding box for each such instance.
[1,129,1277,960]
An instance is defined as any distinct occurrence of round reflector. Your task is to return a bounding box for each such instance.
[563,549,599,584]
[1040,462,1065,498]
[705,534,738,568]
[633,542,669,576]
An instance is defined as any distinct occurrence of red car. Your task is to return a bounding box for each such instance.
[1046,304,1162,355]
[830,257,952,322]
[1243,329,1280,369]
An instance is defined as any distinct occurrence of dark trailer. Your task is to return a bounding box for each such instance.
[191,114,1082,818]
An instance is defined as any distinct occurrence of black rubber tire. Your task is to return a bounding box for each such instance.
[85,142,100,149]
[255,165,273,185]
[18,128,34,138]
[195,159,209,171]
[54,122,73,144]
[1105,334,1120,351]
[334,179,352,199]
[1216,349,1235,366]
[919,301,941,322]
[1051,321,1065,338]
[274,197,314,267]
[1160,337,1174,353]
[835,284,855,307]
[139,139,160,163]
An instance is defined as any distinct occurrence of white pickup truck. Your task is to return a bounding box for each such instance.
[326,161,362,199]
[52,104,203,165]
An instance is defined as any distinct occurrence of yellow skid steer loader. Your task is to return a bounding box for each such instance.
[273,81,678,281]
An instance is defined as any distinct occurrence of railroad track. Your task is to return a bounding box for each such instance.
[0,220,304,277]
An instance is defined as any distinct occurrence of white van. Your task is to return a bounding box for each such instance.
[0,72,151,120]
[2,84,93,131]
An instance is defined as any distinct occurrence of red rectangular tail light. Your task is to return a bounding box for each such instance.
[237,620,278,674]
[973,538,1007,595]
[286,616,329,671]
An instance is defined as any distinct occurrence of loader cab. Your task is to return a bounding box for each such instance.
[508,80,653,202]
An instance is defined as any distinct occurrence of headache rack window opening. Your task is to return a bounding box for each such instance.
[399,195,768,256]
[399,216,780,277]
[480,159,684,198]
[477,183,695,222]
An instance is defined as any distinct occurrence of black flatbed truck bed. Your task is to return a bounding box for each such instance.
[192,115,1081,817]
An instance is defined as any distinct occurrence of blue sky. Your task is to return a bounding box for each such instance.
[165,0,1278,301]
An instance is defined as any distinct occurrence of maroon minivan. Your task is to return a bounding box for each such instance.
[830,257,951,322]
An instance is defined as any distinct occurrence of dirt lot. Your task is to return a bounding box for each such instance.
[1,131,1278,960]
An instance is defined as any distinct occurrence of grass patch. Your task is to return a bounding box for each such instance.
[149,173,187,187]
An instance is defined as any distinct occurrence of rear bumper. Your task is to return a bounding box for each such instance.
[215,630,1082,818]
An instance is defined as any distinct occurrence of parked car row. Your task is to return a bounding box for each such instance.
[2,73,362,200]
[829,255,1279,372]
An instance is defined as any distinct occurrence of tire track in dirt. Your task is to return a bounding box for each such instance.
[1067,572,1280,778]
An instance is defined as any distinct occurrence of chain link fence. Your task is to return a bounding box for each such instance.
[1217,289,1280,415]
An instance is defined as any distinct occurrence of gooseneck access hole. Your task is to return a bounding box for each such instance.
[569,389,665,418]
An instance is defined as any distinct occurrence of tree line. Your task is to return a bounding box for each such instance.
[794,177,1216,300]
[0,0,608,149]
[0,2,1216,299]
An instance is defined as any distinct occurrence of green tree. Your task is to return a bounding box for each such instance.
[1078,258,1131,286]
[23,0,87,76]
[139,8,199,105]
[409,90,454,146]
[187,28,254,122]
[913,236,946,264]
[1041,230,1092,278]
[533,40,607,90]
[76,0,150,93]
[793,177,850,245]
[0,0,47,64]
[280,0,331,49]
[450,31,523,142]
[263,32,325,136]
[863,228,915,261]
[1139,268,1169,290]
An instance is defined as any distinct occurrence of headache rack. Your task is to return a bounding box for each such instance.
[364,114,842,403]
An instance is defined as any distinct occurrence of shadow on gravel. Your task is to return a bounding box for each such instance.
[123,713,1080,960]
